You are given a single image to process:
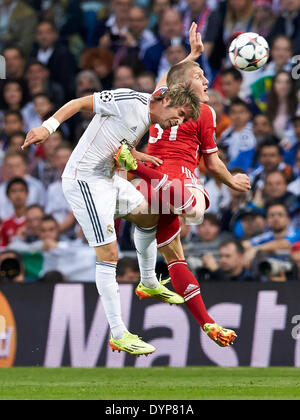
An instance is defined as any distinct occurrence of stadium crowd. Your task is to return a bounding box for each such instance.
[0,0,300,283]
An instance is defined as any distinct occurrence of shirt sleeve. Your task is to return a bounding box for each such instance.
[199,105,218,154]
[93,91,121,117]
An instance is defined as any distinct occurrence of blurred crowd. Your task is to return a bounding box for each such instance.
[0,0,300,284]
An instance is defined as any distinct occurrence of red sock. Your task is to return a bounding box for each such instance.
[168,260,215,329]
[131,163,196,213]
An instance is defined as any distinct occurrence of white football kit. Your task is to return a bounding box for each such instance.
[62,89,152,246]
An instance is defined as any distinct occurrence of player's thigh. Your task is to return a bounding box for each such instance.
[114,174,158,227]
[94,241,118,262]
[62,178,117,247]
[159,233,185,263]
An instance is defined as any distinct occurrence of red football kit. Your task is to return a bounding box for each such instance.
[0,215,26,247]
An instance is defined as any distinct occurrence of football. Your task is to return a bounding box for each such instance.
[229,32,269,71]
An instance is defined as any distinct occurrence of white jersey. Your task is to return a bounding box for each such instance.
[62,89,151,181]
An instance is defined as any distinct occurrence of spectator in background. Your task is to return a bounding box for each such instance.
[259,170,299,215]
[251,139,293,191]
[156,40,188,82]
[0,110,24,152]
[148,0,171,35]
[116,257,140,283]
[207,89,232,142]
[200,239,255,281]
[267,0,300,56]
[113,6,157,71]
[80,47,114,90]
[113,65,137,89]
[0,150,45,221]
[0,0,37,58]
[2,46,25,80]
[287,148,300,196]
[24,59,65,107]
[266,70,298,139]
[251,0,276,39]
[243,201,300,266]
[186,213,232,256]
[142,8,183,76]
[136,71,156,93]
[45,143,76,238]
[22,204,44,243]
[0,250,25,283]
[219,99,256,171]
[75,70,102,97]
[182,0,211,44]
[0,177,28,247]
[30,20,77,98]
[0,80,31,131]
[252,114,274,145]
[284,116,300,167]
[7,131,26,152]
[204,0,254,72]
[262,35,293,77]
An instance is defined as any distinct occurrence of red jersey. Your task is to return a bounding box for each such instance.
[0,215,26,247]
[147,103,218,177]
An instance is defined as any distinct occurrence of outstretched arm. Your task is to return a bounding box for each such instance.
[22,95,94,149]
[155,22,204,90]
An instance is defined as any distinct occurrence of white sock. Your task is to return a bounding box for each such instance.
[134,226,160,289]
[95,261,127,340]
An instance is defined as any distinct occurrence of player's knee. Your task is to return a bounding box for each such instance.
[95,241,118,262]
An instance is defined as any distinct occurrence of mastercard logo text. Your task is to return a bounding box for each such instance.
[0,292,17,367]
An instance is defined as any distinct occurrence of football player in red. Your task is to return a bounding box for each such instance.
[116,23,250,347]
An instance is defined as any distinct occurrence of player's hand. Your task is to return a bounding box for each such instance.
[21,126,50,150]
[131,150,163,166]
[231,173,251,192]
[189,22,204,60]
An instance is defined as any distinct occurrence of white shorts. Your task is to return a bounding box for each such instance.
[62,174,144,247]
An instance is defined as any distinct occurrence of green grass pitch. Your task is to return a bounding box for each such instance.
[0,367,300,400]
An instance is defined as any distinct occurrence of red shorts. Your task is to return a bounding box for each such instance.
[137,165,210,248]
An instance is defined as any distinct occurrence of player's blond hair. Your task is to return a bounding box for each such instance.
[166,61,200,88]
[153,83,200,121]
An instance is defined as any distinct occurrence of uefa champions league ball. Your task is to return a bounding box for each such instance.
[229,32,269,71]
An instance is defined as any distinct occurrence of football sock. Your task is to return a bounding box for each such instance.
[134,225,160,289]
[167,260,215,329]
[131,162,196,214]
[95,261,127,340]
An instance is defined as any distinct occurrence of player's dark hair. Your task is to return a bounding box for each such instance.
[116,257,139,277]
[220,67,243,81]
[152,83,201,120]
[229,98,250,112]
[166,61,200,87]
[265,169,288,184]
[6,177,28,196]
[203,213,220,227]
